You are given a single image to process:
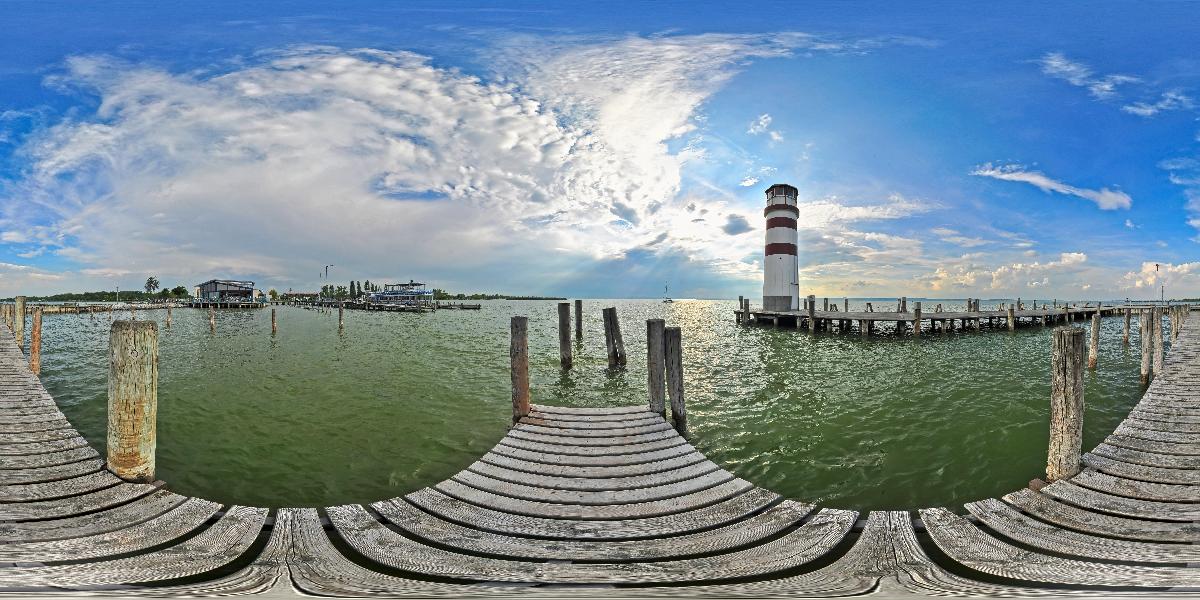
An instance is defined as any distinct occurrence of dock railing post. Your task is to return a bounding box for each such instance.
[271,308,277,335]
[647,319,666,417]
[14,295,25,351]
[664,326,686,434]
[557,302,572,369]
[29,307,42,375]
[1140,310,1152,384]
[107,320,158,483]
[510,316,530,423]
[1007,306,1016,331]
[602,307,627,367]
[913,301,922,337]
[1047,326,1084,482]
[575,299,583,341]
[1153,307,1165,378]
[1088,311,1101,369]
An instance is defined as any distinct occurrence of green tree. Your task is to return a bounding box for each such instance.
[171,285,188,297]
[157,288,170,299]
[144,276,160,295]
[268,288,278,300]
[363,279,371,294]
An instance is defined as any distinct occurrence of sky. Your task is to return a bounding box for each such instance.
[1,1,1199,300]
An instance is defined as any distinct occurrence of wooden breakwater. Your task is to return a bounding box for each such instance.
[3,298,1200,595]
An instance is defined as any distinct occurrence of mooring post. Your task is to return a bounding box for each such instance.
[913,301,922,337]
[843,298,849,312]
[271,308,277,335]
[208,306,215,332]
[664,326,686,434]
[510,316,530,423]
[737,296,744,325]
[1007,307,1016,331]
[575,299,583,341]
[1153,307,1165,378]
[602,307,627,367]
[13,295,25,350]
[807,294,816,334]
[743,298,751,325]
[647,319,667,417]
[1047,326,1084,482]
[107,320,158,483]
[339,302,345,329]
[165,305,172,328]
[823,298,829,311]
[557,302,572,369]
[29,307,42,376]
[1088,311,1101,369]
[1139,310,1152,384]
[901,297,907,313]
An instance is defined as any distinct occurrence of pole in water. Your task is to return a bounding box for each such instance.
[107,320,158,483]
[166,305,173,328]
[807,294,816,334]
[1007,307,1016,331]
[1122,308,1130,345]
[1153,307,1165,378]
[510,316,530,423]
[646,319,667,417]
[339,302,345,329]
[574,299,583,341]
[1047,326,1084,482]
[601,307,627,367]
[913,301,922,337]
[209,306,216,332]
[1139,309,1152,384]
[1088,311,1100,369]
[29,307,42,376]
[557,302,572,369]
[271,308,277,335]
[664,326,686,434]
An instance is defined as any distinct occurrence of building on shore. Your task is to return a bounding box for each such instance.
[195,279,260,302]
[369,280,434,308]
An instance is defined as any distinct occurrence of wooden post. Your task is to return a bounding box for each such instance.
[1139,309,1152,384]
[913,301,921,337]
[510,316,530,423]
[13,296,24,350]
[1007,307,1016,331]
[866,302,873,312]
[1088,312,1100,369]
[647,319,666,417]
[338,302,345,329]
[602,307,627,367]
[271,308,277,335]
[901,297,907,313]
[1047,326,1084,482]
[166,305,173,328]
[1153,307,1164,378]
[208,306,215,332]
[575,299,583,341]
[743,298,751,324]
[823,298,829,311]
[107,320,158,483]
[664,326,686,434]
[29,307,42,376]
[557,302,572,369]
[737,296,744,325]
[807,295,816,334]
[843,298,849,312]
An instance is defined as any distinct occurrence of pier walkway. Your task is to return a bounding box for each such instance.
[741,303,1125,333]
[2,314,1200,596]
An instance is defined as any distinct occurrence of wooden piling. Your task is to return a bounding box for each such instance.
[602,307,627,367]
[558,302,572,369]
[913,302,922,337]
[737,296,744,325]
[823,298,829,311]
[510,316,530,423]
[807,295,816,334]
[1047,326,1084,482]
[743,298,750,324]
[901,297,907,313]
[1153,307,1164,378]
[664,326,685,434]
[1007,307,1016,331]
[209,306,215,332]
[575,299,583,341]
[1088,312,1100,369]
[13,296,24,350]
[165,305,172,328]
[843,298,849,312]
[29,307,42,376]
[1122,308,1130,345]
[646,319,666,417]
[1139,309,1152,384]
[271,308,277,334]
[107,320,158,483]
[339,302,345,329]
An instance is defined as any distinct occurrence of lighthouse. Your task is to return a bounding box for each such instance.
[762,183,800,311]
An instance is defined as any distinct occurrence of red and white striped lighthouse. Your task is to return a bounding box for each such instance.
[763,183,799,311]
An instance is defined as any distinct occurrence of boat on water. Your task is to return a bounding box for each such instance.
[663,283,673,303]
[367,280,436,311]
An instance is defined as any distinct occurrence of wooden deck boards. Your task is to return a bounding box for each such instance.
[1,309,1199,596]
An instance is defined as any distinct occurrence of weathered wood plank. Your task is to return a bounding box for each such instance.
[1083,452,1200,485]
[0,480,159,521]
[0,445,98,469]
[467,457,722,491]
[479,447,707,479]
[1070,468,1200,502]
[0,435,90,457]
[0,460,109,495]
[1041,479,1200,521]
[1003,488,1200,542]
[450,468,735,506]
[491,438,696,466]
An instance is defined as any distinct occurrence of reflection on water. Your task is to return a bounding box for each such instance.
[35,300,1149,509]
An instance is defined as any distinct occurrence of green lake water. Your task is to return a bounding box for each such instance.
[34,299,1152,510]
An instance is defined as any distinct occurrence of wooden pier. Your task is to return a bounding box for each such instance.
[1,309,1200,595]
[740,302,1129,334]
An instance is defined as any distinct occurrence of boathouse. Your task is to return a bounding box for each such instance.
[195,279,256,301]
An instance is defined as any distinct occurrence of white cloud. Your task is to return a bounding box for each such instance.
[739,176,760,187]
[1122,90,1194,117]
[1124,219,1136,229]
[971,163,1132,210]
[987,252,1088,291]
[1038,52,1138,100]
[747,114,772,135]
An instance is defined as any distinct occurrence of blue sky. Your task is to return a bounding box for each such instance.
[1,1,1199,299]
